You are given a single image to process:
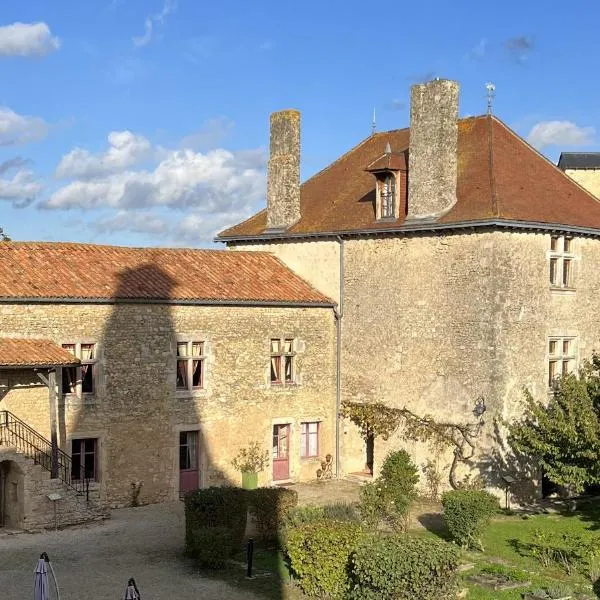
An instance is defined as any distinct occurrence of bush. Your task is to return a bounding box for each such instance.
[282,505,326,530]
[348,534,459,599]
[322,501,360,522]
[442,489,499,549]
[248,487,298,544]
[380,450,419,500]
[286,520,363,599]
[184,487,248,554]
[357,481,388,529]
[186,526,232,568]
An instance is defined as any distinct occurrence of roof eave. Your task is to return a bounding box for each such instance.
[216,218,600,243]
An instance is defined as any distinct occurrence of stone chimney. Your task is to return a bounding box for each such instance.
[407,79,459,220]
[266,109,301,230]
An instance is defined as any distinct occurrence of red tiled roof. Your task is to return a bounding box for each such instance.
[219,116,600,238]
[0,243,333,305]
[0,338,81,367]
[365,151,408,172]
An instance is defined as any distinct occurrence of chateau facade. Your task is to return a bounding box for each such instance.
[2,78,599,529]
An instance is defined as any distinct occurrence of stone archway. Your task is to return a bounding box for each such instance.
[0,460,24,529]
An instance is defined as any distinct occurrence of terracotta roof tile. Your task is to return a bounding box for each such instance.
[0,243,333,305]
[0,338,81,368]
[219,115,600,238]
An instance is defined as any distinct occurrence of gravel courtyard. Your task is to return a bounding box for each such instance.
[0,502,263,600]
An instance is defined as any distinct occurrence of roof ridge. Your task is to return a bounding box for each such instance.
[491,116,600,207]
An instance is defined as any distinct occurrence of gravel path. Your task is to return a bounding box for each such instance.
[0,502,262,600]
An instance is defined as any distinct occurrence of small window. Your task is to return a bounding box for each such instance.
[548,336,576,388]
[270,338,295,384]
[179,431,198,471]
[71,438,98,481]
[300,422,320,458]
[549,235,574,289]
[380,175,396,218]
[61,342,97,396]
[176,341,205,391]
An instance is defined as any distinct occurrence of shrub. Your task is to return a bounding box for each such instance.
[441,489,499,549]
[322,501,360,522]
[184,486,248,554]
[286,520,364,599]
[380,450,419,500]
[348,534,459,599]
[282,505,326,530]
[231,441,270,473]
[186,526,232,568]
[357,481,387,529]
[248,487,298,544]
[479,563,530,582]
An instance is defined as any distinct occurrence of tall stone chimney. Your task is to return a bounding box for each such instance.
[266,109,301,230]
[407,79,459,220]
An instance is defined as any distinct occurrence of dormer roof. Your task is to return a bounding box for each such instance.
[365,149,408,173]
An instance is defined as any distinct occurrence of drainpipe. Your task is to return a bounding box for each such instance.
[335,236,345,478]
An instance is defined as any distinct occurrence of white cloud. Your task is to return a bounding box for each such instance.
[92,210,170,236]
[56,131,153,179]
[0,160,43,207]
[0,106,48,146]
[180,117,234,151]
[527,120,596,149]
[133,0,177,48]
[0,22,60,57]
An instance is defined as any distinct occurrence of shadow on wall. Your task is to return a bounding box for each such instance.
[65,263,288,599]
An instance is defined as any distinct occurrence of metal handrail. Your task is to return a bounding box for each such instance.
[0,410,88,494]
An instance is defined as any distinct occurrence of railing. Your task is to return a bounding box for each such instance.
[0,410,89,495]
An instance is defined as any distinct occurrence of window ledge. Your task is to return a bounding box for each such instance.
[175,389,207,399]
[62,394,98,406]
[269,383,301,391]
[550,287,576,295]
[300,456,322,463]
[375,216,398,223]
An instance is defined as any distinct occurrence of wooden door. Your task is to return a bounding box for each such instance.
[272,424,290,481]
[179,431,199,494]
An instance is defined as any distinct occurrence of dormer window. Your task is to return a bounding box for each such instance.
[365,143,407,221]
[380,174,396,218]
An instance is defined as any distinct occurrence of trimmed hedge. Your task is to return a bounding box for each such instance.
[348,534,459,599]
[184,487,248,558]
[248,487,298,544]
[186,526,232,568]
[286,520,364,599]
[442,489,499,549]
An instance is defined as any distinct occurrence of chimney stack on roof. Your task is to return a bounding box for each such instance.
[407,79,459,220]
[266,109,301,230]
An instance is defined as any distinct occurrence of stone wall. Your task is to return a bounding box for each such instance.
[0,303,336,508]
[563,168,600,199]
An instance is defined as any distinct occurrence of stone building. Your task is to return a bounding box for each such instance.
[0,245,336,529]
[219,79,600,496]
[559,152,600,198]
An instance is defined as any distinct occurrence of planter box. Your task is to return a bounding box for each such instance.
[242,472,258,490]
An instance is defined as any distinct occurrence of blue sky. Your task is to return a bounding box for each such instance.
[0,0,599,247]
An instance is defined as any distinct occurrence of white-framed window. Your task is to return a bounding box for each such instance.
[549,235,574,289]
[270,338,295,384]
[548,336,577,388]
[380,174,396,218]
[62,342,97,396]
[176,341,205,391]
[300,422,320,458]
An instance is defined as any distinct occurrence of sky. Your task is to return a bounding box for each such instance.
[0,0,599,248]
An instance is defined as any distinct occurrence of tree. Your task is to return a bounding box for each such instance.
[507,367,600,494]
[0,227,9,241]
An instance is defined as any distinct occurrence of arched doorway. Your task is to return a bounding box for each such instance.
[0,460,24,529]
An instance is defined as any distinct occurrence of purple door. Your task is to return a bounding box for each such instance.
[179,431,199,494]
[272,424,290,481]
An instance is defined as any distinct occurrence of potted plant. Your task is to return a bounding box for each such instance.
[231,441,270,490]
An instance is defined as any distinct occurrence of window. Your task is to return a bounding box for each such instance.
[62,342,97,395]
[380,174,396,218]
[300,422,320,458]
[179,431,198,471]
[270,338,295,384]
[549,235,574,289]
[548,337,576,387]
[176,341,205,391]
[71,438,98,481]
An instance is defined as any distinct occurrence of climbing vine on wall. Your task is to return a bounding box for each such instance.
[340,399,486,490]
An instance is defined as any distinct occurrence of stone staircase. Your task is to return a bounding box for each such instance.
[0,410,108,531]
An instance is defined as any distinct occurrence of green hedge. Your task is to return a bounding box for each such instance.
[442,489,499,549]
[184,487,248,557]
[186,526,233,568]
[286,520,364,599]
[247,487,298,544]
[348,534,459,599]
